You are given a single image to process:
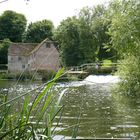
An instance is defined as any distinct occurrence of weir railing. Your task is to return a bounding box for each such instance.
[66,62,118,72]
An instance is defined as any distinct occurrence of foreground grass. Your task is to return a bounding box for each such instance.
[0,68,66,140]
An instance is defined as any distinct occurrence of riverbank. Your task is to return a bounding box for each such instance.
[0,70,57,81]
[0,72,34,81]
[0,66,116,81]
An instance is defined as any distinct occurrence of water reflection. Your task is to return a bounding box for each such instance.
[0,76,140,139]
[56,83,140,139]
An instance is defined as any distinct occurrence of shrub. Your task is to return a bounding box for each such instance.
[0,72,34,80]
[37,70,56,81]
[116,55,140,96]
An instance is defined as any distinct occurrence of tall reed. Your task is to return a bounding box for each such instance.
[0,68,65,140]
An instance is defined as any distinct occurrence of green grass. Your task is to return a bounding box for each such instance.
[0,68,66,140]
[102,59,112,67]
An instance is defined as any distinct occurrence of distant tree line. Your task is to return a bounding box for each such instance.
[0,10,54,65]
[54,5,116,66]
[1,0,138,70]
[0,8,115,66]
[0,10,54,43]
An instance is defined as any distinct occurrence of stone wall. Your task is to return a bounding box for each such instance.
[8,41,60,72]
[33,42,60,71]
[8,55,28,72]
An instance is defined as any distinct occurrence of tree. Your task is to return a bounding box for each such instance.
[54,5,115,66]
[79,5,116,62]
[0,39,11,64]
[108,0,140,57]
[108,0,140,95]
[78,7,97,64]
[55,15,98,66]
[0,10,27,42]
[24,20,54,43]
[54,17,81,66]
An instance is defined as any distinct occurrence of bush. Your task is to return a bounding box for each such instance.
[37,70,56,81]
[116,55,140,96]
[0,72,34,80]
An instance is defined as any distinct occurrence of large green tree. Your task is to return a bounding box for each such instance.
[24,20,54,43]
[78,7,97,64]
[0,10,27,42]
[55,5,115,66]
[78,6,114,62]
[89,5,116,61]
[55,15,97,66]
[108,0,140,95]
[54,17,81,66]
[108,0,138,56]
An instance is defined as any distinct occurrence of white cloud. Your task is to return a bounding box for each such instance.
[0,0,110,27]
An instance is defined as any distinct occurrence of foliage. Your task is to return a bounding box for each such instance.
[108,0,140,96]
[116,55,140,96]
[0,39,11,64]
[37,70,56,81]
[85,5,114,61]
[54,17,81,66]
[24,20,54,43]
[0,68,65,139]
[77,7,97,64]
[0,10,27,42]
[0,72,34,80]
[102,59,112,67]
[54,5,116,66]
[108,0,140,57]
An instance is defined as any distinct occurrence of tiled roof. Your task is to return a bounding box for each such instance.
[8,43,38,56]
[29,38,54,55]
[8,39,58,56]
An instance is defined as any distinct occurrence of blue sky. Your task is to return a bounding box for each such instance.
[0,0,110,27]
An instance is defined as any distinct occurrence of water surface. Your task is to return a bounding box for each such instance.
[0,75,140,139]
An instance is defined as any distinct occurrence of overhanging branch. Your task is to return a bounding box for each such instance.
[0,0,8,4]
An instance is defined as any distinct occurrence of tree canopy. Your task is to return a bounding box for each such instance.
[24,20,54,43]
[108,0,140,57]
[107,0,140,95]
[0,10,27,42]
[54,5,115,66]
[54,17,81,66]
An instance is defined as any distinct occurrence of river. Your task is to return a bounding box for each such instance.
[0,75,140,139]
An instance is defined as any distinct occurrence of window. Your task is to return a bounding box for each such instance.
[46,42,51,48]
[22,65,25,69]
[18,56,22,61]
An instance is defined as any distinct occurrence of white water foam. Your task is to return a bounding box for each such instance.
[84,75,119,84]
[57,75,119,88]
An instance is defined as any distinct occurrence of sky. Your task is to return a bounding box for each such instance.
[0,0,110,27]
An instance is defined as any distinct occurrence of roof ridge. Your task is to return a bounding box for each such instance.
[11,42,39,45]
[9,39,56,56]
[28,38,53,55]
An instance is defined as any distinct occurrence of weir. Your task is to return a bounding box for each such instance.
[84,75,119,84]
[66,62,118,79]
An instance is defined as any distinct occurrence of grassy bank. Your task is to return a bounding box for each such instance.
[0,73,33,80]
[0,70,57,81]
